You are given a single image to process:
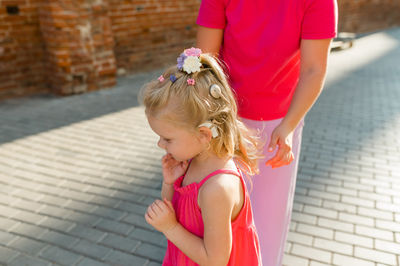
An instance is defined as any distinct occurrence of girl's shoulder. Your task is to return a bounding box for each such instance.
[198,165,243,206]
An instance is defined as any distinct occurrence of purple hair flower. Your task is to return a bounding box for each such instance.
[170,75,177,83]
[177,53,187,70]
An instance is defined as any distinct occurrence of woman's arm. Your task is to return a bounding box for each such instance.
[196,26,223,55]
[266,38,333,168]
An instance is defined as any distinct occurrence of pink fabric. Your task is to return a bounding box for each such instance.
[197,0,337,120]
[242,117,304,266]
[162,167,262,265]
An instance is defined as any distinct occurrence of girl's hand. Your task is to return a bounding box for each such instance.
[162,154,189,185]
[145,199,177,233]
[265,122,294,168]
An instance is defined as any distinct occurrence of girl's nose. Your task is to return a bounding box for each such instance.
[157,138,165,149]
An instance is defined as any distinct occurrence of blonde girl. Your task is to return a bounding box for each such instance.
[142,48,262,265]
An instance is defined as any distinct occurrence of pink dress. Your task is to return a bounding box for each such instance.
[162,166,262,265]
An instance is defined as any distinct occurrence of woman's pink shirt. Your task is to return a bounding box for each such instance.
[197,0,337,120]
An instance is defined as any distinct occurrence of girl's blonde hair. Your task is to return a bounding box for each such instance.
[141,52,262,175]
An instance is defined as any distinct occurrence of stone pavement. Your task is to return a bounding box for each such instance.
[0,27,400,266]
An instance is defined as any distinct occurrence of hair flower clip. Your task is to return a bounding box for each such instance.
[187,78,195,86]
[185,47,202,57]
[158,75,165,82]
[199,121,219,138]
[170,75,177,83]
[177,47,202,74]
[210,84,222,99]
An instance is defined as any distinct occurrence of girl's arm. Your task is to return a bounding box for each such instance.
[146,175,235,266]
[266,38,332,168]
[161,182,174,201]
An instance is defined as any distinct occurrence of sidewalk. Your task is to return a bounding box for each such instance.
[0,27,400,266]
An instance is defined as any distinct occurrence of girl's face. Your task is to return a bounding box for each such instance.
[147,115,206,162]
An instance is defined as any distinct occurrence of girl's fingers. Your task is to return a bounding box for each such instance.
[155,200,170,214]
[149,201,162,217]
[145,212,152,223]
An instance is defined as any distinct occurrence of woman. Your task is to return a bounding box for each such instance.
[196,0,337,265]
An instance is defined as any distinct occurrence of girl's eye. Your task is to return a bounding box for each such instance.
[164,138,171,143]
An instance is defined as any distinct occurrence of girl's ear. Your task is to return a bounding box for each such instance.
[198,126,213,143]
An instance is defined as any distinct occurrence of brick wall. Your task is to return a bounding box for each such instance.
[338,0,400,33]
[0,0,47,99]
[0,0,399,100]
[108,0,199,73]
[38,0,116,95]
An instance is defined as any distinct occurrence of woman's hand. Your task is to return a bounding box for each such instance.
[162,154,189,185]
[145,199,178,234]
[265,122,294,168]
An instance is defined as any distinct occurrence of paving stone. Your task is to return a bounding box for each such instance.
[376,219,400,233]
[90,206,126,220]
[313,237,353,255]
[146,262,162,266]
[338,212,374,227]
[341,194,374,208]
[94,218,134,236]
[100,233,140,252]
[374,239,400,255]
[70,239,112,260]
[296,223,334,239]
[134,243,165,262]
[334,231,373,248]
[104,249,147,266]
[8,236,48,256]
[129,228,167,247]
[333,253,375,266]
[308,189,340,201]
[68,224,107,243]
[39,246,81,266]
[287,231,313,246]
[0,245,20,264]
[8,254,51,266]
[8,222,47,239]
[38,229,79,249]
[291,244,331,264]
[357,206,393,220]
[76,257,110,266]
[0,216,19,230]
[282,254,309,266]
[303,205,338,219]
[322,199,357,214]
[293,194,323,207]
[355,225,394,241]
[354,246,397,265]
[291,211,317,225]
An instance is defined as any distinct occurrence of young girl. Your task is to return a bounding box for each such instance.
[141,48,262,265]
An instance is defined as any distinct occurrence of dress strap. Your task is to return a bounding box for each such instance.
[198,169,241,187]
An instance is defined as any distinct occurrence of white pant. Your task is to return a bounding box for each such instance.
[242,117,304,266]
